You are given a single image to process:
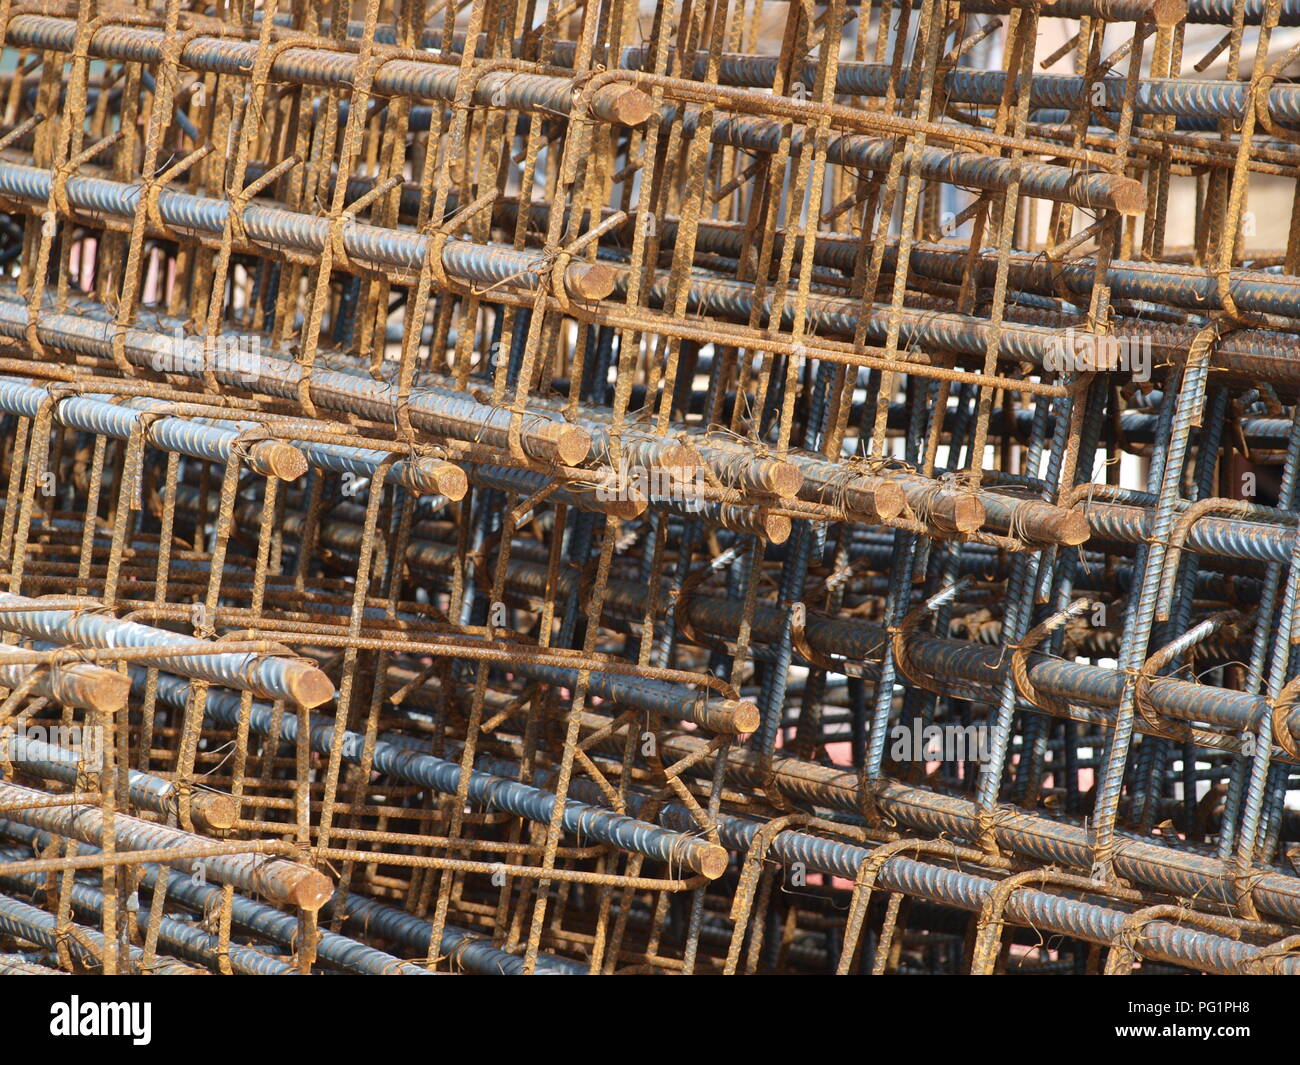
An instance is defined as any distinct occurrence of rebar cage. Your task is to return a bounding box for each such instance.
[0,0,1297,976]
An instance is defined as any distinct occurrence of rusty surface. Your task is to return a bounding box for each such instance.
[0,0,1294,976]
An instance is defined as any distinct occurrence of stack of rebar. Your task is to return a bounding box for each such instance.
[0,0,1299,976]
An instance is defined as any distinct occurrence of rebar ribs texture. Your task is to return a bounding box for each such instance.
[0,0,1297,976]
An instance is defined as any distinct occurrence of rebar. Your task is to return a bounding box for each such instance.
[0,0,1296,981]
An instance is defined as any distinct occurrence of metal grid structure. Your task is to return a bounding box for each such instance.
[0,0,1298,976]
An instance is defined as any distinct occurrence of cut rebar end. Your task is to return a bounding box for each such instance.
[659,444,700,476]
[407,457,468,500]
[193,792,240,832]
[590,84,655,127]
[1110,177,1149,216]
[288,869,336,911]
[603,495,649,520]
[55,663,132,714]
[729,699,760,734]
[871,481,908,522]
[550,423,593,466]
[1150,0,1187,27]
[763,461,804,498]
[248,440,309,481]
[764,513,792,544]
[1058,509,1091,546]
[85,670,131,714]
[698,844,729,880]
[564,261,618,301]
[286,663,336,709]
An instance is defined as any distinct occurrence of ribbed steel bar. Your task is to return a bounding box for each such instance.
[0,591,334,707]
[0,290,591,465]
[147,674,729,879]
[0,847,296,976]
[0,380,307,479]
[0,889,206,975]
[0,823,429,976]
[1,15,654,126]
[0,162,615,301]
[2,736,237,832]
[0,780,333,910]
[0,0,1296,980]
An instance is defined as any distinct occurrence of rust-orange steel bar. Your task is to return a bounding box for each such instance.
[0,0,1295,980]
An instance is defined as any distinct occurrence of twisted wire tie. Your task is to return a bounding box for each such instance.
[1239,934,1300,974]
